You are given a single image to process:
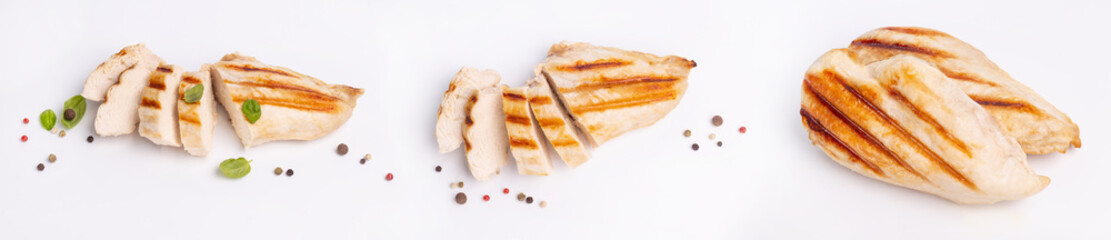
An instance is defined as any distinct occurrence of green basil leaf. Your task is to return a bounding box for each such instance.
[61,95,86,129]
[241,99,261,124]
[40,109,56,131]
[183,85,203,103]
[219,157,252,178]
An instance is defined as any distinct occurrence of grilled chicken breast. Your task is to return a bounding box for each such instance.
[94,50,162,136]
[501,85,553,176]
[178,69,217,156]
[82,43,156,102]
[463,87,509,181]
[210,53,364,148]
[138,63,184,146]
[800,50,1049,204]
[538,42,695,146]
[847,27,1080,154]
[436,67,501,153]
[527,74,592,168]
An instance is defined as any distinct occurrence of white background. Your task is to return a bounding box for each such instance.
[1,0,1108,239]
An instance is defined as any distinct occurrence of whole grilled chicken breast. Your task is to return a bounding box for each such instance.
[848,27,1080,154]
[538,42,695,146]
[210,53,364,148]
[800,49,1048,204]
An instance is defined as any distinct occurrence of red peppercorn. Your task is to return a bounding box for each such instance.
[483,195,490,201]
[21,135,28,142]
[385,173,394,181]
[739,126,747,134]
[23,118,29,124]
[503,188,510,194]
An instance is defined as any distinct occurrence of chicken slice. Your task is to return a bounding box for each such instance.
[436,67,501,153]
[138,63,184,146]
[463,86,509,181]
[178,68,218,156]
[82,43,154,102]
[800,49,1048,204]
[848,27,1080,154]
[94,49,162,136]
[210,53,364,148]
[527,74,591,168]
[501,84,553,176]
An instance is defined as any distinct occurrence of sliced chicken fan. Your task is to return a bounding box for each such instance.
[501,85,553,176]
[436,67,501,153]
[847,26,1080,154]
[800,49,1048,204]
[463,87,509,181]
[210,53,364,148]
[538,41,696,146]
[178,69,218,156]
[94,48,163,136]
[138,63,184,146]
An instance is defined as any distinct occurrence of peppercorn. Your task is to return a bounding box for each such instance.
[455,192,467,205]
[274,167,283,175]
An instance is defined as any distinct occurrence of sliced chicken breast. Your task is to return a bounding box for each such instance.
[82,43,153,102]
[463,86,509,181]
[538,41,696,146]
[210,53,364,148]
[848,27,1080,154]
[138,63,184,146]
[501,84,553,176]
[94,50,162,136]
[527,74,591,168]
[800,50,1048,204]
[436,67,501,153]
[178,68,218,156]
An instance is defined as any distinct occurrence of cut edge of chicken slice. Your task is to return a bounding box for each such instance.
[436,67,501,153]
[178,68,217,156]
[527,73,592,168]
[138,63,184,147]
[463,86,509,181]
[82,43,151,102]
[501,84,553,176]
[94,50,162,137]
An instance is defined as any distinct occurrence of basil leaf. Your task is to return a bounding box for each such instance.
[61,95,86,129]
[183,85,203,103]
[40,109,56,131]
[241,99,261,124]
[219,157,252,178]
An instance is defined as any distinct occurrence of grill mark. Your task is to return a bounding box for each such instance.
[887,89,972,157]
[569,90,676,114]
[227,79,339,101]
[970,95,1039,114]
[938,68,997,87]
[529,96,553,105]
[815,71,977,191]
[148,80,166,90]
[801,108,885,177]
[464,115,474,126]
[179,114,201,125]
[509,137,539,149]
[881,27,949,37]
[182,76,201,84]
[559,76,679,93]
[505,115,531,125]
[536,117,564,127]
[224,64,296,77]
[851,38,952,58]
[555,59,631,72]
[463,137,472,151]
[140,98,161,109]
[503,92,527,101]
[549,139,581,147]
[230,96,337,112]
[156,66,173,73]
[805,81,924,181]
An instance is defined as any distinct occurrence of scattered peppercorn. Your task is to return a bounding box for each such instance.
[739,126,747,134]
[285,169,294,176]
[21,135,28,142]
[336,143,349,155]
[385,173,394,181]
[59,130,66,138]
[450,182,459,189]
[683,129,691,137]
[483,195,490,201]
[517,193,526,201]
[36,163,44,171]
[359,158,367,164]
[503,188,510,194]
[360,153,371,164]
[63,109,76,121]
[526,196,534,204]
[48,154,57,163]
[435,166,442,172]
[717,141,723,147]
[540,201,548,208]
[86,136,94,143]
[457,181,464,188]
[712,115,723,126]
[455,192,467,205]
[709,133,716,140]
[274,167,283,175]
[691,143,700,151]
[23,118,29,124]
